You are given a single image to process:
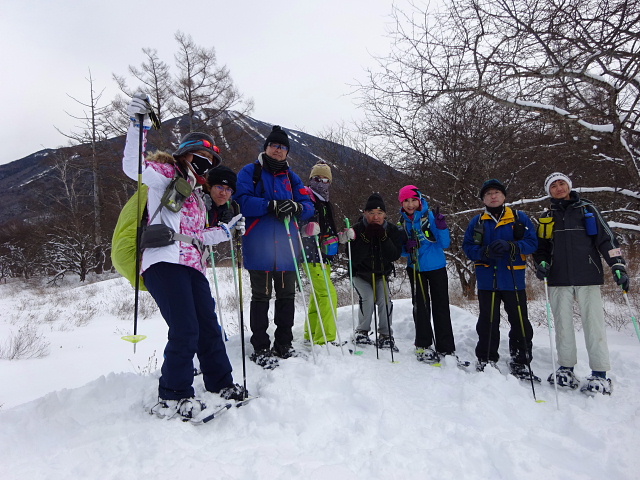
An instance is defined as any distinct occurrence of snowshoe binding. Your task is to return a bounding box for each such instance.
[353,330,374,346]
[475,360,499,372]
[217,383,249,401]
[250,349,279,369]
[547,367,580,390]
[148,397,207,422]
[416,347,439,364]
[377,335,399,352]
[508,360,541,383]
[580,375,613,396]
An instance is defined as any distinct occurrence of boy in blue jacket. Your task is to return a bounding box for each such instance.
[398,185,455,364]
[234,126,314,369]
[462,179,539,380]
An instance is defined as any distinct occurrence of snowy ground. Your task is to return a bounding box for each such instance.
[1,272,639,480]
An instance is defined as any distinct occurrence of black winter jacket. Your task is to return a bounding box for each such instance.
[533,192,623,287]
[350,217,404,281]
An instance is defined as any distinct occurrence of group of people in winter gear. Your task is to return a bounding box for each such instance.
[121,94,631,421]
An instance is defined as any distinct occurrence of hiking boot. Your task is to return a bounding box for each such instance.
[547,366,580,389]
[476,360,498,372]
[416,347,439,364]
[149,397,205,421]
[353,330,374,345]
[250,349,279,369]
[377,335,399,352]
[217,383,249,401]
[272,342,297,359]
[580,375,613,396]
[508,360,541,383]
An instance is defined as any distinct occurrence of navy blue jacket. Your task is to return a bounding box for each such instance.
[235,155,313,271]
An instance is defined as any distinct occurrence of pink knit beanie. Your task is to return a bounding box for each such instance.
[398,185,420,203]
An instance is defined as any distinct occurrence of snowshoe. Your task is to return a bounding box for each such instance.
[508,360,541,383]
[250,349,279,369]
[330,340,349,347]
[416,347,439,364]
[580,375,613,396]
[271,343,307,360]
[475,360,499,372]
[377,335,399,352]
[547,367,580,390]
[217,383,249,401]
[439,353,471,369]
[353,330,374,345]
[147,397,206,421]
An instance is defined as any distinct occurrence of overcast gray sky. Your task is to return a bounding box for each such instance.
[0,0,410,165]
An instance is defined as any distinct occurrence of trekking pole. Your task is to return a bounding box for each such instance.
[292,221,329,354]
[543,274,560,409]
[412,241,439,355]
[381,274,397,363]
[486,265,498,366]
[229,207,247,397]
[208,248,227,341]
[122,113,148,352]
[615,270,640,342]
[283,216,317,363]
[345,218,358,351]
[313,234,346,355]
[508,257,541,402]
[372,272,380,360]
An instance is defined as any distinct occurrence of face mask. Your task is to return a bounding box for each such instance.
[191,153,213,176]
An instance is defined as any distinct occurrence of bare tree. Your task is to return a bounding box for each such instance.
[360,0,640,186]
[172,31,253,132]
[56,70,113,273]
[111,48,175,146]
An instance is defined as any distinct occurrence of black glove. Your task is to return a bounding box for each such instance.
[612,263,630,291]
[268,200,302,220]
[536,261,550,280]
[508,241,520,258]
[365,222,386,239]
[486,239,510,259]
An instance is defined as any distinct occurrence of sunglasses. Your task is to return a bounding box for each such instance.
[212,184,233,194]
[312,176,330,184]
[268,142,289,151]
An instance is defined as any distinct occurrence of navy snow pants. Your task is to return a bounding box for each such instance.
[143,262,233,400]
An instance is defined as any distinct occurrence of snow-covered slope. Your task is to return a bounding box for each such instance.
[1,275,639,479]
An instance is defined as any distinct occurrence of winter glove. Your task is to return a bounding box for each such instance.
[127,92,152,128]
[536,261,550,280]
[338,227,355,244]
[220,214,243,238]
[218,207,234,225]
[612,263,630,291]
[433,206,447,230]
[405,239,418,254]
[302,222,320,237]
[233,216,246,236]
[268,200,302,220]
[486,239,510,259]
[365,222,386,239]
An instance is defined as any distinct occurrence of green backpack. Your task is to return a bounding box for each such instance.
[111,185,149,291]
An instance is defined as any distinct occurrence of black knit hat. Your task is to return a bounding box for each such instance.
[173,132,222,167]
[479,179,507,199]
[263,125,290,152]
[364,193,386,212]
[207,165,237,193]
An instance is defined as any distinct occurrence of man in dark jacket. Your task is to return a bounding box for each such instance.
[351,193,404,351]
[234,126,314,369]
[533,172,629,396]
[462,179,539,380]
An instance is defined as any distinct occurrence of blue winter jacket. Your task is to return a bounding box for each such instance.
[399,199,450,272]
[235,155,314,271]
[462,207,537,291]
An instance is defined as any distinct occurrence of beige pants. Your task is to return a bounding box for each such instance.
[549,285,611,372]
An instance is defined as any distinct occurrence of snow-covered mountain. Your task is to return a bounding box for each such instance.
[1,272,639,479]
